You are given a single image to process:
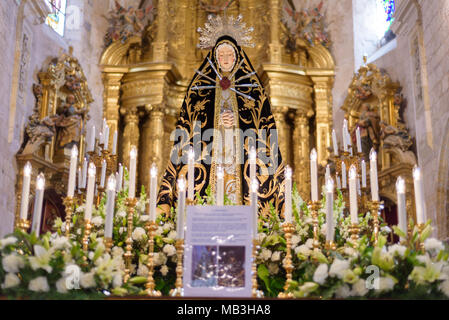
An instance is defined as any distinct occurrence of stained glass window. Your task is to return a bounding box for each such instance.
[45,0,67,37]
[375,0,396,39]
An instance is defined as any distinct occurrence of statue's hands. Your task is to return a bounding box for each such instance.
[221,110,234,128]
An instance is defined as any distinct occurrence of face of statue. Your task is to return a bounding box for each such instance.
[217,44,236,72]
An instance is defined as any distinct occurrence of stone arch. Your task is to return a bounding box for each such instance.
[436,119,449,240]
[100,35,142,66]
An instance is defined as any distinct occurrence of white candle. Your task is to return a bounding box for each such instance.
[31,173,45,235]
[105,174,116,239]
[187,147,195,200]
[348,131,353,156]
[249,146,257,182]
[67,145,78,198]
[112,131,118,155]
[310,149,318,201]
[361,160,367,188]
[332,129,339,156]
[325,165,331,182]
[129,146,137,199]
[104,125,110,151]
[216,165,224,206]
[177,176,186,239]
[102,118,107,142]
[336,175,342,189]
[117,163,123,192]
[370,149,379,201]
[251,179,259,239]
[349,165,358,224]
[396,176,407,238]
[82,158,88,189]
[285,166,292,223]
[87,125,95,153]
[356,127,362,154]
[100,159,107,189]
[343,120,348,152]
[341,161,347,189]
[99,132,104,146]
[77,166,82,192]
[149,164,158,222]
[84,163,96,221]
[325,178,334,241]
[20,162,32,221]
[413,166,426,224]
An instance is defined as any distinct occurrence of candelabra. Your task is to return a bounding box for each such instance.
[349,223,360,246]
[417,224,426,252]
[310,201,321,249]
[278,223,295,299]
[124,197,137,283]
[145,220,161,296]
[368,200,381,245]
[325,240,337,252]
[17,218,31,233]
[82,219,92,260]
[63,196,75,237]
[104,237,113,254]
[170,239,184,297]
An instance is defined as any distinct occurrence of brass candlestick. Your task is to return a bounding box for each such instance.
[105,237,113,254]
[63,196,74,237]
[251,239,264,298]
[417,223,426,252]
[145,220,161,296]
[349,223,360,247]
[96,187,105,207]
[325,240,337,252]
[17,218,30,233]
[170,239,184,297]
[124,197,137,283]
[82,219,92,260]
[278,223,295,299]
[368,200,380,245]
[310,201,321,249]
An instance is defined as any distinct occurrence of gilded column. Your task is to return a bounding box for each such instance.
[153,0,168,62]
[272,106,291,166]
[269,0,282,64]
[311,76,333,166]
[293,112,310,200]
[102,72,124,151]
[141,104,165,190]
[121,107,140,169]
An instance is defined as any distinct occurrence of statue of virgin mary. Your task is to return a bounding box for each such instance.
[157,14,286,216]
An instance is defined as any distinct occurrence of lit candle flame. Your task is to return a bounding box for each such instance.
[396,176,406,194]
[150,164,158,178]
[326,177,334,193]
[107,174,116,191]
[178,175,186,191]
[71,145,78,158]
[251,178,259,193]
[349,165,357,180]
[36,173,45,190]
[249,146,256,161]
[217,165,224,179]
[24,162,32,176]
[285,166,292,180]
[310,148,317,161]
[88,163,96,176]
[130,146,137,159]
[370,148,377,162]
[413,166,421,180]
[188,147,195,160]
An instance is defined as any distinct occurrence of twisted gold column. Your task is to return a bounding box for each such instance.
[121,107,140,170]
[293,112,310,200]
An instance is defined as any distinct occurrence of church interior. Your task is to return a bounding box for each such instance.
[1,0,449,300]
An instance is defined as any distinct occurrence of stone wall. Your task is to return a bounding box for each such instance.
[369,0,449,238]
[0,0,110,237]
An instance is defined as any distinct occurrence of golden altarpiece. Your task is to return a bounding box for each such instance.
[100,0,335,200]
[15,49,93,230]
[340,59,418,224]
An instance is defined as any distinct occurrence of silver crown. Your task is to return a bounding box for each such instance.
[197,14,255,49]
